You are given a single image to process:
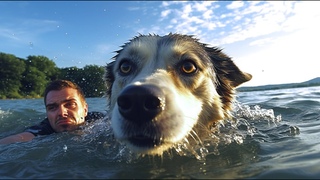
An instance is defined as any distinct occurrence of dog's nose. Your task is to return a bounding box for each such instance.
[117,84,165,123]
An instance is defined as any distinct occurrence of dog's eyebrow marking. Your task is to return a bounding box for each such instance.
[168,45,210,74]
[125,39,158,62]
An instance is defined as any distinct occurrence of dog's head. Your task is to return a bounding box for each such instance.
[105,33,251,155]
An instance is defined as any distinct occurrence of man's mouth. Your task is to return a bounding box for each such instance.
[56,119,73,125]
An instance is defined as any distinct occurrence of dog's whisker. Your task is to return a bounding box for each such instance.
[183,137,190,145]
[188,129,203,145]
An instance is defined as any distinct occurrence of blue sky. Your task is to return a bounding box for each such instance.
[1,1,320,87]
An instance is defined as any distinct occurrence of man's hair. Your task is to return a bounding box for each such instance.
[43,80,86,104]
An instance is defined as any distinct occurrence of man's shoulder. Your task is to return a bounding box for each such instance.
[25,111,107,136]
[24,118,54,136]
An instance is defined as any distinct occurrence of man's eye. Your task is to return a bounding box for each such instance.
[65,102,77,108]
[47,106,57,111]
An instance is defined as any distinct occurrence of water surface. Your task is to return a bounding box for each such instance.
[1,87,320,178]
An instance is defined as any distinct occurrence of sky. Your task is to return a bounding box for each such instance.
[1,1,320,87]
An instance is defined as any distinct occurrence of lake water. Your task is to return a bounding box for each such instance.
[1,86,320,179]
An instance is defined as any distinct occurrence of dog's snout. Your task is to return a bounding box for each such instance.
[117,85,165,123]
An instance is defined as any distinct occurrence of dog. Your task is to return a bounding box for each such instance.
[104,33,252,155]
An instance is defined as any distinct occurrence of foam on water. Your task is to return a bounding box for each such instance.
[171,101,287,160]
[73,101,297,162]
[0,108,11,119]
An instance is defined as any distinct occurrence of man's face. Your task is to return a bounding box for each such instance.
[45,88,88,133]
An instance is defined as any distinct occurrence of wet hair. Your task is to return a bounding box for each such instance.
[43,80,86,104]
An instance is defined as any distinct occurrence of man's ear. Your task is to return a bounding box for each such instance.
[84,103,88,117]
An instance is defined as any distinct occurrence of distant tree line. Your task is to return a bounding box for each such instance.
[0,52,106,99]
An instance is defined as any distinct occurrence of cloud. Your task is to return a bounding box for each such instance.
[236,20,320,86]
[226,1,244,9]
[161,9,171,18]
[0,27,20,41]
[281,1,320,32]
[155,1,223,39]
[0,18,59,45]
[249,37,274,46]
[126,6,140,11]
[150,1,320,47]
[142,1,320,86]
[95,44,112,55]
[217,2,297,45]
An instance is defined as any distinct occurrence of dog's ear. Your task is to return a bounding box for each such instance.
[205,47,252,117]
[215,57,252,88]
[104,61,115,99]
[206,47,252,88]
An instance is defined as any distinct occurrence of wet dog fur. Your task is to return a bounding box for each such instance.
[105,33,252,155]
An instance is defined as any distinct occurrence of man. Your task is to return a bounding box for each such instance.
[0,80,105,144]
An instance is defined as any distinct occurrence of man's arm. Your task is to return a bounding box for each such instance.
[0,132,35,145]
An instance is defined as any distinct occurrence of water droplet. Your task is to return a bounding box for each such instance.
[63,144,67,152]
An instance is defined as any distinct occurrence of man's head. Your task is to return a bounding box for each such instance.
[44,80,88,132]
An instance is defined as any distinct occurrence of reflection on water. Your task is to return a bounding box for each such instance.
[1,87,320,178]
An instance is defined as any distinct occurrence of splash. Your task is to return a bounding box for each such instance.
[0,109,11,119]
[173,137,210,161]
[232,102,282,124]
[63,144,68,152]
[170,101,284,160]
[72,102,288,161]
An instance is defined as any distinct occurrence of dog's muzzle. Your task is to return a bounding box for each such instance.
[117,84,165,124]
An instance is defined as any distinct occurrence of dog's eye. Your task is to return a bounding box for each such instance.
[180,61,197,74]
[119,61,132,74]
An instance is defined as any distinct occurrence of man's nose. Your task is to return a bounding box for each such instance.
[57,105,68,115]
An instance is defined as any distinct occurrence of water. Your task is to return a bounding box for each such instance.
[1,86,320,178]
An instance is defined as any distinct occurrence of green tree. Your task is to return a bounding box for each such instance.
[0,52,106,98]
[0,52,26,98]
[25,55,59,80]
[20,66,47,97]
[58,66,81,82]
[20,55,59,97]
[79,65,105,97]
[58,65,105,97]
